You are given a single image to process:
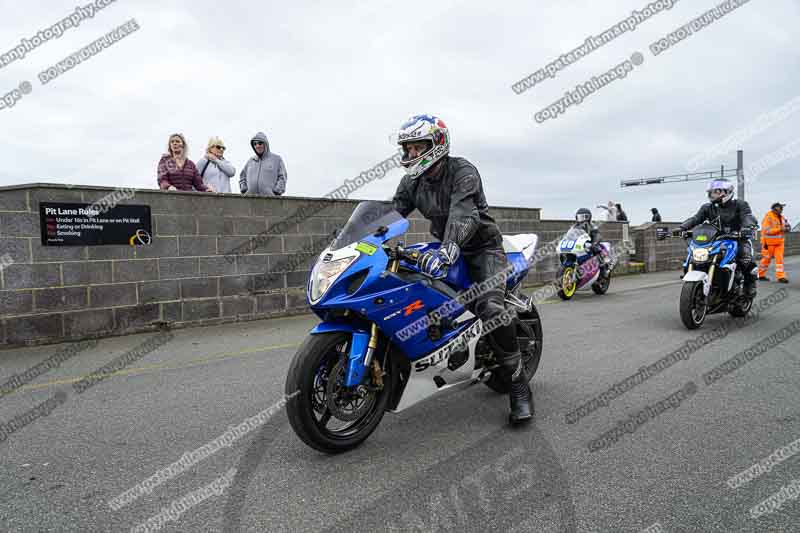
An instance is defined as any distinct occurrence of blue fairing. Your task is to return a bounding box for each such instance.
[506,252,529,290]
[308,209,533,389]
[684,239,738,267]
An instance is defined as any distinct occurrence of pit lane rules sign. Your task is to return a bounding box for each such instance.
[40,202,152,246]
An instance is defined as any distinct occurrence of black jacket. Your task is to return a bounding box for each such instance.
[679,199,758,232]
[392,156,502,251]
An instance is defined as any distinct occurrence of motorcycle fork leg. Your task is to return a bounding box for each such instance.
[362,323,379,368]
[364,258,400,388]
[705,262,716,304]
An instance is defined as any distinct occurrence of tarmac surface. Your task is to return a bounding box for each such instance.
[0,257,798,532]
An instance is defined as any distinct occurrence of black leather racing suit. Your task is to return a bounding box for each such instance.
[679,199,759,283]
[392,155,519,357]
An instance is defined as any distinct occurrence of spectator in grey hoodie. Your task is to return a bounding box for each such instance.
[197,137,236,193]
[239,132,287,196]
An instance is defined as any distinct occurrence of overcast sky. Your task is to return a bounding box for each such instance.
[0,0,798,225]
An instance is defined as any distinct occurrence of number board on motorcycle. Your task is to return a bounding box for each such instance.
[355,241,378,255]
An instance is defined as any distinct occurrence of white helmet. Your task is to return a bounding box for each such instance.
[396,114,450,178]
[706,178,734,205]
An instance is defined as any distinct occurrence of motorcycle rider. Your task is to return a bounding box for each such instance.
[391,114,533,424]
[673,178,759,297]
[572,208,610,276]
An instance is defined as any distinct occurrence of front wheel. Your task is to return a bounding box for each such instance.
[285,332,393,454]
[557,266,577,300]
[485,305,544,393]
[591,272,611,295]
[679,281,707,329]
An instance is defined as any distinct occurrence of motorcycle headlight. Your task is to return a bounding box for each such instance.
[692,248,710,263]
[310,255,357,303]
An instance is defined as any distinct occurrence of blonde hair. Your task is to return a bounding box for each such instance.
[207,136,226,153]
[167,133,188,157]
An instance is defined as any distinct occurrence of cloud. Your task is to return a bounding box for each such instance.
[0,0,797,226]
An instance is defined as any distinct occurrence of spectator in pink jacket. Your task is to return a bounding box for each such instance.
[157,133,214,192]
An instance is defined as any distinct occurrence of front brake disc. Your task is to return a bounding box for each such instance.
[325,359,375,422]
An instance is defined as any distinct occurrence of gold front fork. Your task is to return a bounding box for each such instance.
[365,257,399,388]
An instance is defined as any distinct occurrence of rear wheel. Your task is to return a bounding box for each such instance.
[285,332,393,454]
[557,266,577,300]
[485,305,543,393]
[679,281,707,329]
[729,296,753,318]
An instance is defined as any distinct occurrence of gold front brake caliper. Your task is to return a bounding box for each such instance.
[371,359,385,389]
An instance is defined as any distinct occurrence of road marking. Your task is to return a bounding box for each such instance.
[12,342,300,393]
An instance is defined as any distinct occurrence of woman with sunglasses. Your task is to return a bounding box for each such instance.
[157,133,213,192]
[197,137,235,193]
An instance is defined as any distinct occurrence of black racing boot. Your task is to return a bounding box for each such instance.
[509,359,533,424]
[491,326,533,424]
[498,352,533,424]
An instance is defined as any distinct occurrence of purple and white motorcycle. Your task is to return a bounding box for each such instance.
[556,227,613,300]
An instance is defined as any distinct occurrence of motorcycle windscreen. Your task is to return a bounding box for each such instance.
[691,224,718,246]
[330,201,405,251]
[562,227,588,241]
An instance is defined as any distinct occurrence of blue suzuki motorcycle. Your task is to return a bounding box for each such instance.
[285,201,543,453]
[669,219,754,329]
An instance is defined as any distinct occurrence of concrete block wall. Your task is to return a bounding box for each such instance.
[630,222,800,272]
[0,184,550,347]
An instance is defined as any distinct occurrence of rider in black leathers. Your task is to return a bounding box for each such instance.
[391,114,533,424]
[675,178,759,297]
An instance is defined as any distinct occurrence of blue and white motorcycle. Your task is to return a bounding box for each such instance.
[285,201,543,453]
[669,219,753,329]
[556,227,613,300]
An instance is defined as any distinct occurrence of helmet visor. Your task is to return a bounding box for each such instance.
[708,189,726,201]
[576,213,591,222]
[400,140,434,166]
